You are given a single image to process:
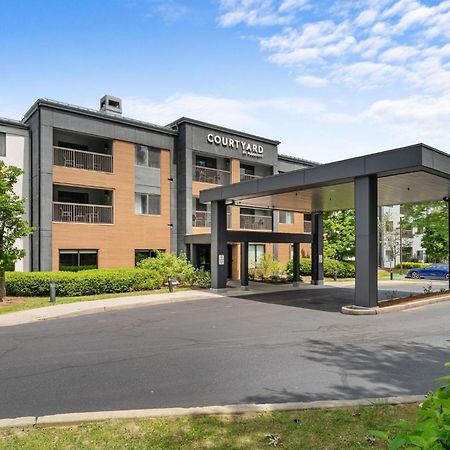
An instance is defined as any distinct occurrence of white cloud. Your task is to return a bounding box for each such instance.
[354,9,378,27]
[296,74,329,87]
[379,45,419,63]
[278,0,309,12]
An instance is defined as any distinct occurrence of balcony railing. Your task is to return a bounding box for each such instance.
[53,202,113,224]
[240,214,272,230]
[193,211,211,227]
[304,221,312,233]
[240,173,261,182]
[54,146,113,173]
[193,166,230,185]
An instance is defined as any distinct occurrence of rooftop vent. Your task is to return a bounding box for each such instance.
[100,95,122,115]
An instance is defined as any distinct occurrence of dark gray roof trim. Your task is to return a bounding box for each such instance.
[0,117,29,130]
[23,99,178,136]
[200,143,450,203]
[278,153,319,167]
[167,117,280,146]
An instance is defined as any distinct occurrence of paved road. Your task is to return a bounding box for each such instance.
[1,289,450,419]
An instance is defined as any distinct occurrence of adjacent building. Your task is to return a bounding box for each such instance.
[0,118,30,271]
[10,96,315,275]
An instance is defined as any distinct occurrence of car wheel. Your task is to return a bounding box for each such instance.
[411,271,420,279]
[446,273,449,280]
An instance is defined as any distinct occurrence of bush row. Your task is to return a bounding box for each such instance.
[285,258,355,279]
[6,269,164,297]
[394,262,429,269]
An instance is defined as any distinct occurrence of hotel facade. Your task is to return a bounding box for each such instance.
[3,96,315,275]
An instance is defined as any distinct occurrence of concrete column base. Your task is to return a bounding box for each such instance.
[311,280,324,285]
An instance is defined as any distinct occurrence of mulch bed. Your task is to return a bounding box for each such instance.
[378,290,450,308]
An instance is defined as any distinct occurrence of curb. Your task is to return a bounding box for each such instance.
[342,294,450,315]
[0,395,425,429]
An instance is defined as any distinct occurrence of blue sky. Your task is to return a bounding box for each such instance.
[1,0,449,162]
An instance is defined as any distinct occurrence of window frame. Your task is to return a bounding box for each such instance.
[0,132,6,157]
[135,192,161,216]
[59,249,98,271]
[135,145,160,169]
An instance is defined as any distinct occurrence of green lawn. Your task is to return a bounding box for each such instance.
[0,288,192,316]
[0,404,418,449]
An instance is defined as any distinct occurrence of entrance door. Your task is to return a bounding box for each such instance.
[195,244,211,272]
[227,244,233,279]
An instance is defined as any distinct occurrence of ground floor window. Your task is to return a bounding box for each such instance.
[59,250,98,271]
[248,244,265,268]
[135,249,165,266]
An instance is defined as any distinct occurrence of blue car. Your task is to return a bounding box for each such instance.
[406,264,449,280]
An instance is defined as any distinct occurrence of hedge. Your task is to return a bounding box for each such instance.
[5,269,164,297]
[286,258,355,279]
[394,262,429,269]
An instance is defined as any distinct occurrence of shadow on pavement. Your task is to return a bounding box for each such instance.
[242,340,450,403]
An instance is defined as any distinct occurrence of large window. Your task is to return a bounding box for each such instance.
[196,155,217,169]
[248,244,265,268]
[59,250,98,271]
[240,164,255,176]
[135,249,165,266]
[135,193,161,215]
[135,145,160,168]
[279,211,294,224]
[0,132,5,157]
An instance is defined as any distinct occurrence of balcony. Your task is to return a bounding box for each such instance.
[53,202,113,224]
[240,214,272,230]
[240,173,261,182]
[193,166,230,185]
[54,146,113,173]
[193,211,211,227]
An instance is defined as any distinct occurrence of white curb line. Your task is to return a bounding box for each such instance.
[0,395,425,429]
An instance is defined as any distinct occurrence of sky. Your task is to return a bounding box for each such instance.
[1,0,449,163]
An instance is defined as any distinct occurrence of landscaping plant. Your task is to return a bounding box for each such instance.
[0,162,34,301]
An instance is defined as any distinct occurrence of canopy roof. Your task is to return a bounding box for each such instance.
[200,144,450,212]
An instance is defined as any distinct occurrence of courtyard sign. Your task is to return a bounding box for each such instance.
[207,133,264,159]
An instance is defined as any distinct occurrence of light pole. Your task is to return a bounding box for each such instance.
[399,213,403,274]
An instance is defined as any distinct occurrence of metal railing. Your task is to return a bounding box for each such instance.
[240,173,261,182]
[304,221,312,233]
[193,166,230,185]
[53,202,113,224]
[54,146,113,173]
[240,214,272,230]
[193,211,211,227]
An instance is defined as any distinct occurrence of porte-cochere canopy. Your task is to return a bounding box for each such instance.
[200,144,450,308]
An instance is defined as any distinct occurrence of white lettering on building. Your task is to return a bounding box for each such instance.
[206,133,263,158]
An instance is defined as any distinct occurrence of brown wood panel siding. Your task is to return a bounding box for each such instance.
[52,142,171,270]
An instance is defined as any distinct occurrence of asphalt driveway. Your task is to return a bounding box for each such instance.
[0,287,449,419]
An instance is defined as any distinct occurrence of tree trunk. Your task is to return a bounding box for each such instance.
[0,271,5,302]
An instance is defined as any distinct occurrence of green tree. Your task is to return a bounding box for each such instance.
[323,210,355,261]
[0,162,34,301]
[403,201,448,262]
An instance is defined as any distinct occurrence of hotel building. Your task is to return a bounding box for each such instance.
[10,96,315,275]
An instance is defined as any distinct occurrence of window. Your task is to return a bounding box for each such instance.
[248,244,265,268]
[135,193,160,215]
[303,213,312,232]
[279,211,294,224]
[240,164,255,176]
[59,250,98,271]
[196,155,217,169]
[0,132,5,157]
[385,221,394,232]
[135,145,160,168]
[135,249,165,266]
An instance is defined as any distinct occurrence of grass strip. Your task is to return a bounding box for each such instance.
[0,404,418,449]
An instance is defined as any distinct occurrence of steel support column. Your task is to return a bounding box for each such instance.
[292,242,300,286]
[311,213,324,285]
[210,200,228,290]
[240,242,249,290]
[354,175,378,308]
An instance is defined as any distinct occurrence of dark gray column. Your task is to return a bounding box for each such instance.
[354,175,378,308]
[188,244,196,267]
[240,242,249,290]
[292,242,300,286]
[211,200,228,290]
[311,213,324,285]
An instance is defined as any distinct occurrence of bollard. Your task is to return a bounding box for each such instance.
[168,276,173,293]
[390,271,394,280]
[49,280,56,303]
[334,268,337,282]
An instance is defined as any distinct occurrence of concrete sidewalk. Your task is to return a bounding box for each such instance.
[0,290,222,327]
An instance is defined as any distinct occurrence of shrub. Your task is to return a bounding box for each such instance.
[286,258,355,279]
[138,251,196,285]
[192,270,211,288]
[6,269,164,297]
[372,360,450,449]
[249,255,288,282]
[395,262,429,270]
